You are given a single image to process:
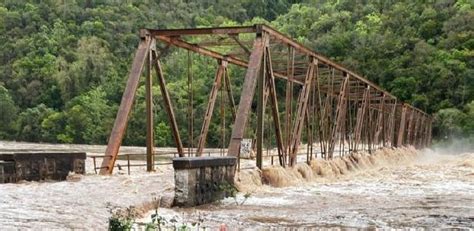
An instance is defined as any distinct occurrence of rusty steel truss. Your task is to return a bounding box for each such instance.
[99,24,432,174]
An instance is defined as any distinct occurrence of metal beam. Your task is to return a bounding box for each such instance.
[228,37,265,156]
[265,46,285,167]
[148,26,256,36]
[224,69,237,121]
[397,105,407,147]
[354,86,370,152]
[153,52,185,157]
[261,25,397,100]
[256,39,266,169]
[387,99,397,146]
[100,36,152,175]
[289,59,316,165]
[373,94,385,146]
[102,25,432,175]
[328,74,349,158]
[146,44,154,171]
[156,35,304,85]
[196,61,227,156]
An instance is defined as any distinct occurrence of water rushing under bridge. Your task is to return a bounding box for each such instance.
[100,24,432,174]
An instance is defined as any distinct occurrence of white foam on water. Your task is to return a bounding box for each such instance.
[160,148,474,229]
[0,169,174,230]
[1,141,473,229]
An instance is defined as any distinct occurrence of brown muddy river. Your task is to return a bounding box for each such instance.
[157,150,474,229]
[0,141,473,229]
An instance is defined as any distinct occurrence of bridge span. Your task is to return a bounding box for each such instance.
[99,24,431,174]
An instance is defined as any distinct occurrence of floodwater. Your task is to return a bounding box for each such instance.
[1,141,473,229]
[0,141,175,230]
[157,150,474,229]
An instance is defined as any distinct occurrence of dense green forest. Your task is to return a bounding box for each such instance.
[0,0,472,147]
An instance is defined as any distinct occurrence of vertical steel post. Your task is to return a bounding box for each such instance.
[412,111,420,147]
[388,99,397,146]
[187,51,194,156]
[374,94,385,147]
[285,46,295,165]
[354,86,370,152]
[397,104,407,147]
[224,70,237,121]
[366,91,373,153]
[315,66,327,158]
[265,46,285,167]
[328,73,349,158]
[406,109,413,145]
[256,36,267,169]
[146,43,154,171]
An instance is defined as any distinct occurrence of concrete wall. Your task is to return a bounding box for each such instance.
[0,152,86,183]
[0,161,15,183]
[173,156,236,207]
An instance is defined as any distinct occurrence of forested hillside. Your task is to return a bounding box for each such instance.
[0,0,472,146]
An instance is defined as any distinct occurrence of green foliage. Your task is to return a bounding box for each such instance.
[155,122,172,147]
[463,101,474,135]
[55,36,117,102]
[16,104,55,142]
[0,0,472,145]
[112,195,206,230]
[433,100,474,143]
[60,87,115,144]
[145,195,166,231]
[0,86,18,139]
[219,181,251,205]
[107,204,140,231]
[108,217,133,231]
[389,77,417,102]
[41,111,66,143]
[275,0,473,114]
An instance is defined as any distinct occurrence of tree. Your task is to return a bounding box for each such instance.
[462,100,474,137]
[59,87,115,144]
[41,111,67,143]
[55,36,117,102]
[0,0,472,145]
[389,77,417,102]
[0,85,18,139]
[17,104,55,142]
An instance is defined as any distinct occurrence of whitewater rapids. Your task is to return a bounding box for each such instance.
[0,141,473,229]
[156,148,474,229]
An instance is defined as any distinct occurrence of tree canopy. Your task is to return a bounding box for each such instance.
[0,0,472,146]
